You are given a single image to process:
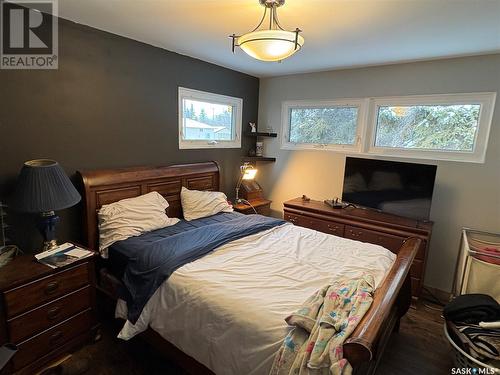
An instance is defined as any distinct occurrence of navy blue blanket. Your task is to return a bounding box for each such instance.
[120,213,285,323]
[109,212,243,277]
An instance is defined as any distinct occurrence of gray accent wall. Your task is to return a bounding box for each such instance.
[257,54,500,293]
[0,18,259,252]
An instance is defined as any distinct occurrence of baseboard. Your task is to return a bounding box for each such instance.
[421,285,453,305]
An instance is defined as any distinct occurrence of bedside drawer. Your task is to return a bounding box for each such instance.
[13,309,92,371]
[344,225,407,254]
[255,204,270,216]
[8,286,92,343]
[4,263,89,317]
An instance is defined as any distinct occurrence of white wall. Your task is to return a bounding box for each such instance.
[257,54,500,293]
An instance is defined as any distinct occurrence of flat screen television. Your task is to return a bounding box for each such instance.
[342,157,437,221]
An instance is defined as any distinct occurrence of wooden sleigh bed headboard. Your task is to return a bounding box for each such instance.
[77,161,221,251]
[76,160,421,375]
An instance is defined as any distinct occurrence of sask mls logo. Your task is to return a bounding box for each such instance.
[1,0,58,69]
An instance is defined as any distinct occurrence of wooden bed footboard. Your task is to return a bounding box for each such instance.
[344,237,421,373]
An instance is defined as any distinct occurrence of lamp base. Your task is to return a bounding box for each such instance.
[37,211,60,253]
[41,239,58,252]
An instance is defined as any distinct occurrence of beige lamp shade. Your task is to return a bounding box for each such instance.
[237,30,304,62]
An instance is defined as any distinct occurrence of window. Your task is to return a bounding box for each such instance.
[178,87,242,149]
[367,93,496,163]
[375,104,480,151]
[281,100,366,151]
[280,93,496,163]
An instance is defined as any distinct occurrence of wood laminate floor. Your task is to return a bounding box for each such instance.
[377,300,453,374]
[43,300,453,375]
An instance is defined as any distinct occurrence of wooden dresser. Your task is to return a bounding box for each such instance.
[0,252,98,374]
[283,198,433,298]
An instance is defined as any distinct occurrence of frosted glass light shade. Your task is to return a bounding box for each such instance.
[242,168,257,180]
[237,29,304,62]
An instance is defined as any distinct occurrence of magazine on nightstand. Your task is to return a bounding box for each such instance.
[35,242,93,268]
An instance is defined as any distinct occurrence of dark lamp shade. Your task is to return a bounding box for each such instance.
[11,159,81,213]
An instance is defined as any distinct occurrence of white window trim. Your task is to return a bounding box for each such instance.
[279,92,496,163]
[178,87,243,149]
[366,92,496,163]
[280,99,368,152]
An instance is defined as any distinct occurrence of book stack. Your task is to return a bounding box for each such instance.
[36,243,93,269]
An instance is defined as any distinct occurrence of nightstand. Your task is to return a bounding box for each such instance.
[0,246,98,374]
[233,198,272,216]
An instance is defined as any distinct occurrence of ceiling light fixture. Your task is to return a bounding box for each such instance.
[230,0,304,62]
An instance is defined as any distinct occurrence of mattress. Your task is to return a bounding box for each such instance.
[115,222,396,375]
[107,212,244,278]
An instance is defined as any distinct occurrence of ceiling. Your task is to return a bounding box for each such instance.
[58,0,500,78]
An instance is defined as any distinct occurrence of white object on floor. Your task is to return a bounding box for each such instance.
[479,321,500,329]
[115,223,396,375]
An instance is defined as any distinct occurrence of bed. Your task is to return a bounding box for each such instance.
[77,161,421,375]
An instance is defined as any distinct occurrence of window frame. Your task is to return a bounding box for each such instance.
[280,99,368,152]
[365,92,496,163]
[279,92,496,163]
[178,87,243,150]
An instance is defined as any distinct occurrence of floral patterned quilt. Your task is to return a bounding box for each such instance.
[269,274,375,375]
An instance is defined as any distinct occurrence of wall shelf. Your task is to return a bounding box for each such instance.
[243,128,277,163]
[242,156,276,162]
[244,132,277,138]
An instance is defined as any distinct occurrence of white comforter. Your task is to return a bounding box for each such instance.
[116,223,396,375]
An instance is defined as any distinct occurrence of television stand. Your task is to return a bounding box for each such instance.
[283,197,433,299]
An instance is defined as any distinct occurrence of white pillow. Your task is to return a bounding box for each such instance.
[180,187,233,221]
[98,191,180,257]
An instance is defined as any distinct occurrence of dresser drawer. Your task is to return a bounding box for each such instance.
[284,213,345,236]
[284,212,306,226]
[8,286,92,343]
[344,225,407,254]
[13,309,92,371]
[316,220,344,236]
[4,263,89,317]
[301,216,345,236]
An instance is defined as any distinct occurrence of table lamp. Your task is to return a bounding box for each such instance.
[235,162,257,203]
[11,159,81,252]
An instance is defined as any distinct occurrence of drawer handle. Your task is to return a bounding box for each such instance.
[45,281,60,295]
[49,331,64,346]
[47,306,62,320]
[349,230,362,238]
